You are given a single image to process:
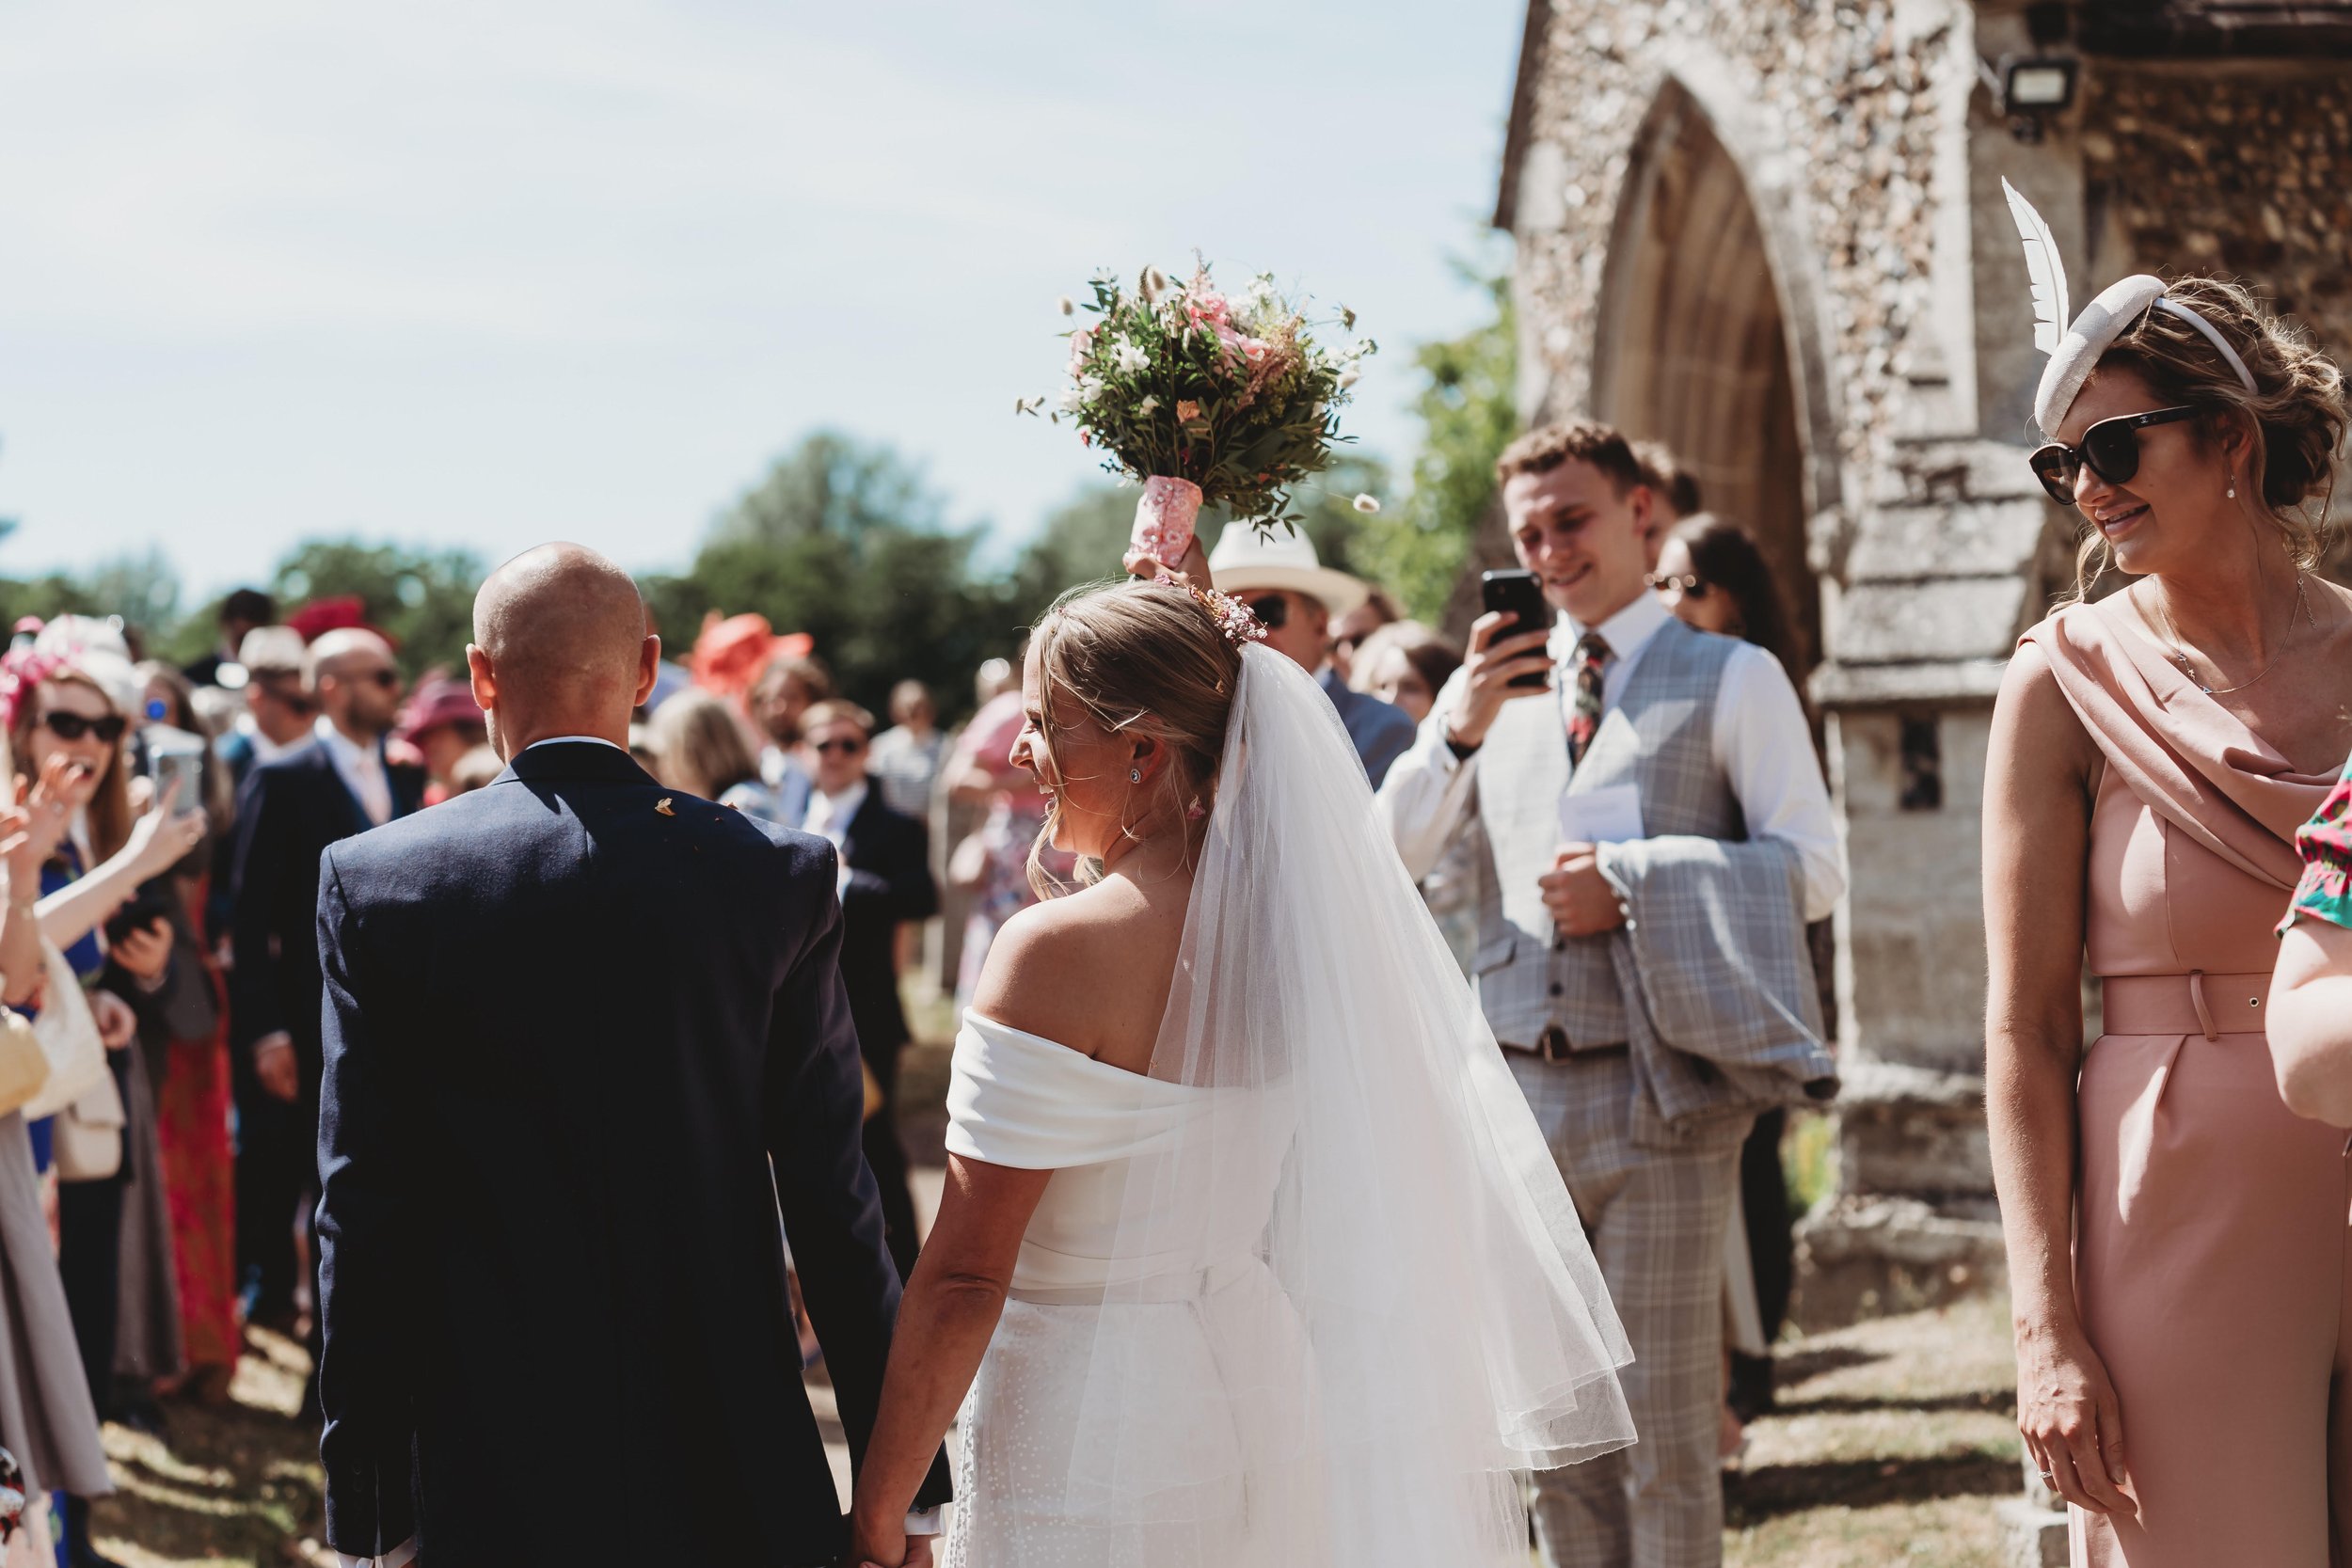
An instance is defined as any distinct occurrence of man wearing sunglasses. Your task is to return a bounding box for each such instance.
[227,626,424,1363]
[798,700,937,1281]
[1203,524,1418,788]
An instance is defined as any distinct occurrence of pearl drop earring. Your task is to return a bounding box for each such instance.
[2228,480,2238,499]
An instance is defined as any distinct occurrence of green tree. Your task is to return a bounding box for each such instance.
[1351,265,1517,623]
[0,544,184,660]
[644,432,1020,721]
[270,541,486,676]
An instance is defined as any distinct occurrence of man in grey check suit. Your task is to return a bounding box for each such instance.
[1379,421,1843,1568]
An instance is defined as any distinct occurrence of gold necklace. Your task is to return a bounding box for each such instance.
[2143,575,2314,696]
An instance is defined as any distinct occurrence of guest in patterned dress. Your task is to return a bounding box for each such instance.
[2269,753,2352,1124]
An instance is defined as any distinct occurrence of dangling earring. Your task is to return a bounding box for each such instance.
[1130,768,1142,784]
[2227,477,2238,499]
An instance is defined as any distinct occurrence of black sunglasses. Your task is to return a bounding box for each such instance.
[40,711,128,744]
[1245,594,1291,631]
[1645,572,1711,601]
[2029,405,2197,505]
[811,736,866,755]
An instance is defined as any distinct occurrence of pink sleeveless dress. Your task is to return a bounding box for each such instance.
[2026,599,2346,1567]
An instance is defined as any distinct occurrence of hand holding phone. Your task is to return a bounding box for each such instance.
[1446,572,1556,752]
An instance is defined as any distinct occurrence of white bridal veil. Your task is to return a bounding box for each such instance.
[1058,641,1634,1564]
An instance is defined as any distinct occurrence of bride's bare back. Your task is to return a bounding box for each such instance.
[969,856,1199,1076]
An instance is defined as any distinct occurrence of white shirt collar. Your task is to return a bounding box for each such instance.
[806,780,867,830]
[518,736,627,755]
[314,714,380,768]
[1558,588,1671,663]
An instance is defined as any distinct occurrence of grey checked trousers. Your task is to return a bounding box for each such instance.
[1508,1049,1751,1568]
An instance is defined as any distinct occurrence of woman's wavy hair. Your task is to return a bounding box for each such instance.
[1025,578,1245,897]
[2066,275,2347,600]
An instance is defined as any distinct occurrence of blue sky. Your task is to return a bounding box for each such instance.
[0,1,1523,600]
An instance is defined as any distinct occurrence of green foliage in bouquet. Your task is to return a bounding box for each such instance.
[1023,263,1375,529]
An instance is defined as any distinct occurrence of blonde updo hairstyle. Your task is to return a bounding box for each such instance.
[1025,578,1245,897]
[2070,275,2347,598]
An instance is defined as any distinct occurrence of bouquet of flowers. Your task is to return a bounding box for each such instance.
[1022,262,1375,567]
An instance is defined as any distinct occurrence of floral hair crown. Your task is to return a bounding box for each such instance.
[1178,579,1267,649]
[0,646,63,735]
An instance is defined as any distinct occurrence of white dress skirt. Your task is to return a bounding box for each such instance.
[940,1015,1306,1568]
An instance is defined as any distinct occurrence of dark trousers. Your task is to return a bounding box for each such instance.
[860,1037,920,1282]
[58,1175,125,1418]
[232,1062,310,1319]
[1728,1107,1793,1421]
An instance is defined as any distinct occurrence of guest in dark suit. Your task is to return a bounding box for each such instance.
[798,698,938,1282]
[314,545,949,1568]
[228,627,421,1335]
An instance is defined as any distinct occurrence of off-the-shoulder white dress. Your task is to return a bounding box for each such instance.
[940,1013,1303,1568]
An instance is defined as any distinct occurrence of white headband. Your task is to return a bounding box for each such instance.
[2001,179,2259,435]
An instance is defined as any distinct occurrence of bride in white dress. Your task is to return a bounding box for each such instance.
[848,555,1635,1568]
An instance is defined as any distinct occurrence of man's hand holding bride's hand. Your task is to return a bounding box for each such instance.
[846,1514,933,1568]
[850,1541,933,1568]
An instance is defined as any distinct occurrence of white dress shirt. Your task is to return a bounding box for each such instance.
[1375,590,1845,922]
[315,715,394,827]
[804,780,867,899]
[334,738,935,1568]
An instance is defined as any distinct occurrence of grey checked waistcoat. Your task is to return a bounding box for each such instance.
[1467,616,1743,1051]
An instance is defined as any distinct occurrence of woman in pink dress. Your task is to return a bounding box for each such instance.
[1985,258,2351,1563]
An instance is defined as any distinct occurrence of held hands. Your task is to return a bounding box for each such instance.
[847,1517,934,1568]
[1444,611,1553,752]
[1540,844,1626,939]
[2016,1318,2134,1517]
[850,1541,934,1568]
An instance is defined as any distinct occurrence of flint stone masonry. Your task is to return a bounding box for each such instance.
[1493,0,2350,1546]
[1492,0,2349,1354]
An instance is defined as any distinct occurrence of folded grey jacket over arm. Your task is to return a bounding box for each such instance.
[1596,834,1838,1148]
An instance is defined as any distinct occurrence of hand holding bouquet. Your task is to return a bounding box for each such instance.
[1023,262,1375,570]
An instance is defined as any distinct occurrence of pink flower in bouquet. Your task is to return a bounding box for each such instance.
[1067,326,1095,375]
[1184,277,1232,333]
[1176,400,1200,422]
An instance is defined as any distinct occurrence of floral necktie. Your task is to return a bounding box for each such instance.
[1566,632,1611,768]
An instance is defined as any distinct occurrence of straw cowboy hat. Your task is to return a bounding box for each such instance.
[1204,522,1370,618]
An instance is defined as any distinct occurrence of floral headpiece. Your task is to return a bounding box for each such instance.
[1180,580,1268,649]
[0,646,64,735]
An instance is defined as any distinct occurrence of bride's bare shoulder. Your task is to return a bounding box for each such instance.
[970,882,1164,1059]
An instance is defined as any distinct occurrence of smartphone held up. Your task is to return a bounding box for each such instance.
[1480,570,1552,690]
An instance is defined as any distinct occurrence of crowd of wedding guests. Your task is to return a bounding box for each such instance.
[1,384,2348,1566]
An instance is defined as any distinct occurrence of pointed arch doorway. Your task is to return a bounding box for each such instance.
[1591,92,1821,671]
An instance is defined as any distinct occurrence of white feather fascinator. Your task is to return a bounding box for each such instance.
[2001,178,2254,436]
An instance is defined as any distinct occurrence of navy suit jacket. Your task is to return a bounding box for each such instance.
[835,788,936,1060]
[230,736,424,1071]
[313,741,949,1565]
[1319,667,1417,789]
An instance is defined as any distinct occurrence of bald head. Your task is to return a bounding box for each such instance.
[306,627,402,741]
[469,544,659,757]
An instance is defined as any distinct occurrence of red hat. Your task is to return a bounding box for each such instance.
[396,675,485,743]
[689,612,814,699]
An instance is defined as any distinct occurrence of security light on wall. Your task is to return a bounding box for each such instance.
[2005,57,2078,112]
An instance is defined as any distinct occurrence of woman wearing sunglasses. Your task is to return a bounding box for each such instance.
[1984,203,2352,1563]
[2,622,204,1567]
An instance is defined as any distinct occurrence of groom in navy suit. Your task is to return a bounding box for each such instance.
[312,545,949,1568]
